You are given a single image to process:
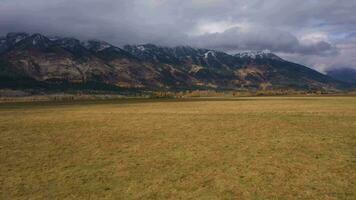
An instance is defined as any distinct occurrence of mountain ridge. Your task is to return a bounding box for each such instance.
[326,68,356,84]
[0,32,353,92]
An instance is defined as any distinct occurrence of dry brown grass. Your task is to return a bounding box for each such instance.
[0,97,355,199]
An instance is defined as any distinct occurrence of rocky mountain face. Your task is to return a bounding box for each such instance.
[0,32,351,92]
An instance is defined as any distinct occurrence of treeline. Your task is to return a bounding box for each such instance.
[1,88,355,102]
[149,89,350,98]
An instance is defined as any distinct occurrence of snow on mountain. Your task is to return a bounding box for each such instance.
[6,32,29,44]
[204,50,216,59]
[54,37,82,50]
[0,32,350,91]
[234,50,282,60]
[30,34,51,47]
[83,40,112,52]
[137,45,146,51]
[48,36,61,41]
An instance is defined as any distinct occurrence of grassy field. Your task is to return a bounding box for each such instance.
[0,97,355,199]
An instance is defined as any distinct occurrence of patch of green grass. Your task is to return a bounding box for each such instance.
[0,97,355,199]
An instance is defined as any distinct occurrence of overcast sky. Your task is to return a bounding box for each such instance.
[0,0,355,72]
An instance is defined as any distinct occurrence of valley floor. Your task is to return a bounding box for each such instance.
[0,97,355,199]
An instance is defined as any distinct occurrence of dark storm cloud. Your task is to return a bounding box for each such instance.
[189,26,337,56]
[0,0,355,70]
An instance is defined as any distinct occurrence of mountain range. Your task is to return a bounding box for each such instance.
[0,32,353,93]
[326,68,356,84]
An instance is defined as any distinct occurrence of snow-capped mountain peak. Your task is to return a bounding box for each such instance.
[6,32,29,45]
[83,40,112,52]
[137,45,146,51]
[53,37,82,50]
[204,50,216,59]
[0,32,348,91]
[234,50,282,60]
[30,34,51,46]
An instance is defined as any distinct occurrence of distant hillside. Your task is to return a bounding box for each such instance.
[0,32,352,92]
[326,68,356,84]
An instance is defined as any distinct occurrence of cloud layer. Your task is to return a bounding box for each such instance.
[0,0,355,71]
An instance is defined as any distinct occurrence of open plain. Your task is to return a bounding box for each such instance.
[0,97,355,199]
